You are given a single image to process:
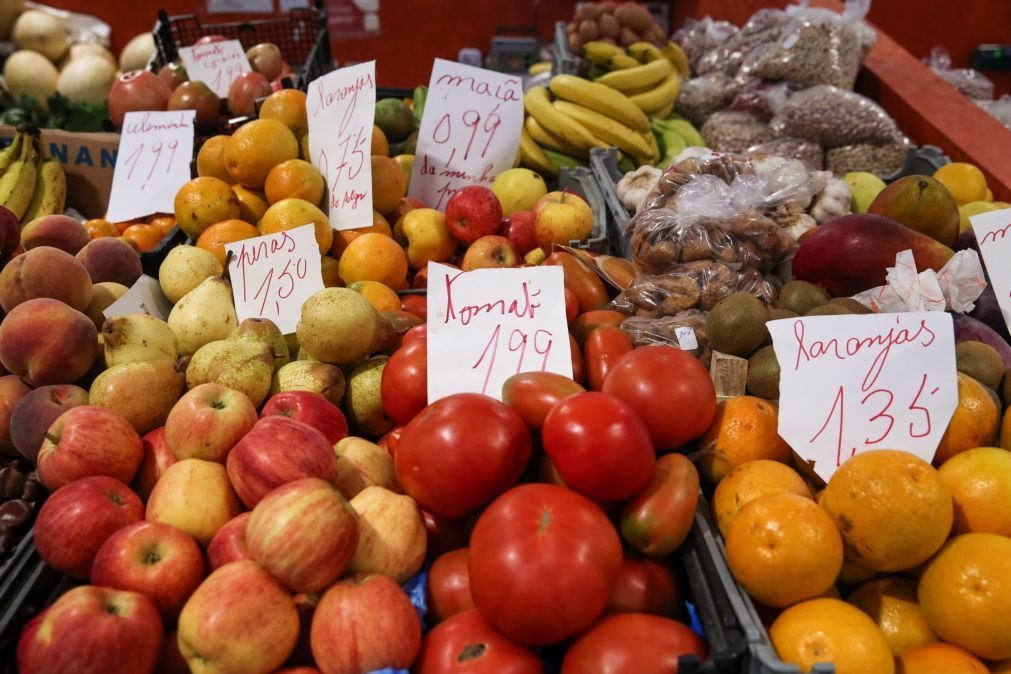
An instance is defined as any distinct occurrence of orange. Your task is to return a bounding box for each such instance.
[120,237,141,253]
[725,493,843,608]
[258,89,309,139]
[371,125,389,156]
[196,135,232,183]
[329,211,392,259]
[696,396,791,483]
[258,198,333,255]
[918,533,1011,660]
[837,559,878,585]
[1002,407,1011,449]
[371,155,407,215]
[300,133,309,162]
[224,119,299,189]
[84,218,118,239]
[712,460,813,537]
[770,598,895,674]
[196,219,260,267]
[121,224,163,252]
[233,185,270,224]
[264,159,325,206]
[933,163,989,206]
[896,643,988,674]
[147,214,177,235]
[321,255,342,288]
[174,177,240,241]
[348,280,401,312]
[991,658,1011,673]
[821,450,952,573]
[846,577,937,655]
[938,446,1011,536]
[338,233,408,289]
[934,373,1000,464]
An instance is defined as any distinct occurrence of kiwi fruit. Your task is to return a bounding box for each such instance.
[761,308,799,345]
[956,341,1005,391]
[826,297,871,314]
[777,281,830,316]
[805,303,853,317]
[705,293,770,357]
[747,345,781,400]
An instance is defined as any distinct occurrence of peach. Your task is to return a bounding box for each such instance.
[0,247,93,312]
[0,375,31,457]
[21,215,91,255]
[9,384,89,463]
[0,298,98,388]
[75,238,143,287]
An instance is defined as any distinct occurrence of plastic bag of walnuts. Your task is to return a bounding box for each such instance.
[701,111,775,153]
[612,262,781,316]
[769,85,903,148]
[620,311,710,361]
[674,72,744,127]
[696,8,790,77]
[672,17,739,75]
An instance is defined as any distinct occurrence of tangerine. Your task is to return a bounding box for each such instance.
[712,460,812,537]
[196,219,260,267]
[696,396,791,483]
[258,198,333,255]
[83,218,118,239]
[258,89,309,139]
[121,224,163,252]
[896,642,988,674]
[939,446,1011,536]
[371,155,407,215]
[934,373,1000,464]
[196,135,232,183]
[264,159,325,206]
[846,577,937,655]
[329,211,392,259]
[338,232,408,289]
[224,119,299,189]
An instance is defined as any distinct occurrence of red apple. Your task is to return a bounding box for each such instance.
[207,511,252,571]
[445,186,503,244]
[226,415,338,509]
[261,391,349,445]
[17,586,162,674]
[532,191,594,251]
[36,406,144,491]
[310,575,422,674]
[34,476,144,578]
[498,210,538,256]
[246,42,283,81]
[131,426,175,500]
[461,235,519,271]
[91,521,205,623]
[246,478,359,593]
[177,560,299,673]
[289,592,319,668]
[165,383,258,464]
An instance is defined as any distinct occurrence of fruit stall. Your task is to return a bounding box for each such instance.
[1,0,1011,673]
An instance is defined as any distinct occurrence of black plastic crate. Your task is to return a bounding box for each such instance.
[150,0,333,92]
[140,224,189,279]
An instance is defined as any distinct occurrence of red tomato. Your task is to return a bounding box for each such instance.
[414,610,544,674]
[377,426,404,456]
[381,339,428,426]
[584,325,633,391]
[569,334,586,385]
[564,287,578,324]
[545,251,609,313]
[167,80,219,130]
[541,392,654,502]
[501,372,585,431]
[402,294,428,321]
[395,394,532,518]
[570,310,627,346]
[402,323,427,345]
[423,510,470,559]
[108,70,172,128]
[605,554,684,618]
[561,614,707,674]
[603,345,716,450]
[620,453,699,557]
[427,548,475,624]
[469,484,622,646]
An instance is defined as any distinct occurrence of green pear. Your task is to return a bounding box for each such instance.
[343,356,393,438]
[843,172,887,214]
[103,314,179,367]
[187,339,274,406]
[159,245,223,304]
[231,318,290,373]
[168,277,238,356]
[90,360,185,433]
[297,288,394,365]
[271,360,346,406]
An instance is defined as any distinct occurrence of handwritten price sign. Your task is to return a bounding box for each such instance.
[224,224,323,334]
[768,312,957,482]
[306,61,375,231]
[178,40,252,98]
[409,59,524,211]
[971,207,1011,334]
[426,262,572,403]
[105,111,195,223]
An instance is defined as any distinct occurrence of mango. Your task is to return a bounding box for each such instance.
[792,214,954,296]
[868,175,959,247]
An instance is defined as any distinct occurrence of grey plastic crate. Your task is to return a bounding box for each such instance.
[883,145,950,183]
[558,166,610,254]
[589,147,634,259]
[552,21,579,76]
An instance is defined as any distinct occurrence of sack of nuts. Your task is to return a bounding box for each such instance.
[620,311,711,361]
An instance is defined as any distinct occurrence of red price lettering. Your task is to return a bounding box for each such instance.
[211,64,242,93]
[472,325,555,395]
[122,139,181,190]
[431,104,503,161]
[320,127,368,200]
[250,256,308,318]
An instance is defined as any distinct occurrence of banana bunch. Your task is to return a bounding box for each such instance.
[582,40,689,118]
[0,126,66,222]
[651,114,706,168]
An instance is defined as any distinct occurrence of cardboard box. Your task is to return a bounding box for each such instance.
[0,126,119,219]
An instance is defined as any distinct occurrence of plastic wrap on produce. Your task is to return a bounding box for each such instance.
[770,85,903,148]
[695,8,789,77]
[927,46,994,101]
[613,261,780,314]
[727,80,793,122]
[745,137,824,170]
[674,72,743,127]
[673,16,739,74]
[852,249,987,314]
[620,310,710,360]
[977,95,1011,130]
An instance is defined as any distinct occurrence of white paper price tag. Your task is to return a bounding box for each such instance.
[675,326,698,351]
[306,61,376,231]
[225,224,323,334]
[426,262,573,403]
[971,207,1011,334]
[768,312,957,482]
[105,111,195,223]
[103,275,173,321]
[178,40,252,98]
[409,59,524,211]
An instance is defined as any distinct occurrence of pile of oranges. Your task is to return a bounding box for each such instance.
[83,213,178,252]
[697,392,1011,674]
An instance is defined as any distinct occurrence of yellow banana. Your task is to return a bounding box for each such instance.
[607,54,640,71]
[641,128,661,160]
[23,156,66,221]
[0,133,39,220]
[651,102,675,120]
[552,100,654,161]
[527,61,551,76]
[524,86,602,151]
[525,115,588,158]
[519,128,558,178]
[662,41,691,78]
[581,41,625,67]
[548,74,650,133]
[596,57,673,92]
[628,42,665,64]
[0,135,23,175]
[629,71,681,114]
